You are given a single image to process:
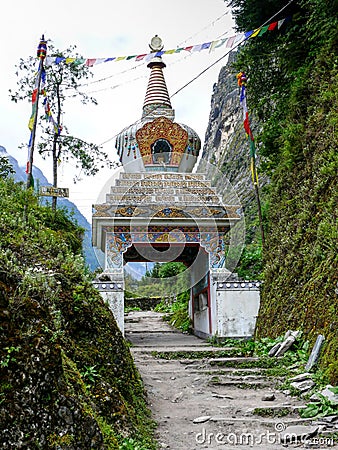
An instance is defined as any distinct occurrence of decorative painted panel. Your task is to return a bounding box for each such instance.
[136,116,188,166]
[104,226,227,271]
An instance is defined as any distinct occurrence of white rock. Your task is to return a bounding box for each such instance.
[290,379,315,392]
[193,416,211,424]
[321,385,338,405]
[289,372,312,382]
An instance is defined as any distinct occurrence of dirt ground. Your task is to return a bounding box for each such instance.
[125,310,337,450]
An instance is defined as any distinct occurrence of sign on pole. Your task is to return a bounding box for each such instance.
[39,186,69,198]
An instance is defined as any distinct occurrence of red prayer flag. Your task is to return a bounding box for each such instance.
[268,21,278,30]
[31,89,38,104]
[135,54,147,61]
[86,59,96,67]
[244,112,254,140]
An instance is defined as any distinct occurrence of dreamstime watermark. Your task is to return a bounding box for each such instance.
[195,423,336,447]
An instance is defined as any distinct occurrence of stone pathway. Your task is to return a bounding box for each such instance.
[125,311,337,450]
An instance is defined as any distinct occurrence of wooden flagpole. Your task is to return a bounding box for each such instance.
[26,35,47,189]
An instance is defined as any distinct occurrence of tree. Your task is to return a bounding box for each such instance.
[0,156,14,180]
[10,41,116,209]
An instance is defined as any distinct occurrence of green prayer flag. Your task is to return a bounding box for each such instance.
[249,138,256,158]
[258,25,269,36]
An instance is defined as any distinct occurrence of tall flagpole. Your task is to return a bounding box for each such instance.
[251,150,265,247]
[26,35,47,189]
[237,71,265,247]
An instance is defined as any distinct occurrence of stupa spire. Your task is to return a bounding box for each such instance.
[142,35,173,119]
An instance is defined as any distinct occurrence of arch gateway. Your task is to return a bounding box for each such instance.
[92,36,260,338]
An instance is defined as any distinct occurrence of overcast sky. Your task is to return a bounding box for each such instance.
[0,0,235,221]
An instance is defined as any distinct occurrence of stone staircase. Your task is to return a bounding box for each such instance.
[125,311,337,449]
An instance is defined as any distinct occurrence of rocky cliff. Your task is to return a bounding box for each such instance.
[199,52,266,279]
[199,51,266,207]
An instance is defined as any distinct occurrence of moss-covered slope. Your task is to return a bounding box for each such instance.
[0,179,155,449]
[203,0,337,382]
[256,45,338,383]
[223,0,338,383]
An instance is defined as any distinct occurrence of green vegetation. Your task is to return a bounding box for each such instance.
[126,262,189,298]
[155,290,192,333]
[227,0,338,383]
[0,155,15,179]
[252,407,291,418]
[0,177,155,448]
[300,389,338,419]
[125,261,192,333]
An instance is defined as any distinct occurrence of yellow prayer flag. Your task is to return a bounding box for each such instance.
[250,28,261,38]
[28,117,35,131]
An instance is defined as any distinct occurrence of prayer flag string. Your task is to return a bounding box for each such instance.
[43,16,292,68]
[236,71,258,185]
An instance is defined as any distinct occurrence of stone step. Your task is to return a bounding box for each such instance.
[247,404,306,416]
[209,374,283,382]
[142,366,276,376]
[208,357,260,366]
[201,416,314,426]
[131,346,240,353]
[208,377,276,389]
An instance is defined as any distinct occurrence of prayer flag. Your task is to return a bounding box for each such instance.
[135,54,147,61]
[28,116,35,131]
[233,33,245,45]
[250,28,261,38]
[226,36,236,47]
[258,25,269,36]
[86,59,97,66]
[209,39,220,52]
[73,58,86,65]
[40,15,292,69]
[278,18,285,29]
[268,21,278,30]
[31,88,38,104]
[145,53,156,62]
[192,44,202,52]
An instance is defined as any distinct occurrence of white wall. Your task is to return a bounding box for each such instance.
[99,291,125,335]
[215,289,260,338]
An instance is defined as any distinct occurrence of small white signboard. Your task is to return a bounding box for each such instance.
[39,186,69,198]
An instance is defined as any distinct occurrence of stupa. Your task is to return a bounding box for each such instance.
[92,36,260,337]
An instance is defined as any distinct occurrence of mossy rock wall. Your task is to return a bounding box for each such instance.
[0,179,154,449]
[201,29,337,383]
[255,56,338,382]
